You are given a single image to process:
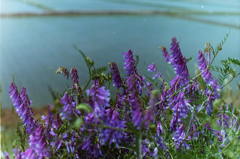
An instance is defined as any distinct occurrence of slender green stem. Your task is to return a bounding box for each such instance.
[186,107,195,136]
[83,67,92,91]
[221,72,240,89]
[136,131,143,159]
[90,123,133,133]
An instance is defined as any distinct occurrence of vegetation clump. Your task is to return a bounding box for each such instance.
[4,37,240,159]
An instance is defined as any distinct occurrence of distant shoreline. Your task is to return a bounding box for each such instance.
[1,10,240,18]
[1,10,239,29]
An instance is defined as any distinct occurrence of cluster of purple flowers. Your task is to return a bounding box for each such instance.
[162,38,189,84]
[9,83,37,134]
[9,83,51,159]
[7,37,229,159]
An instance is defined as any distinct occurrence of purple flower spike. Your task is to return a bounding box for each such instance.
[60,92,76,120]
[70,68,79,84]
[128,93,143,127]
[169,38,189,81]
[9,83,37,134]
[87,81,110,116]
[198,51,220,96]
[29,126,51,158]
[9,83,22,107]
[109,62,123,88]
[147,64,157,72]
[126,74,144,95]
[123,49,137,76]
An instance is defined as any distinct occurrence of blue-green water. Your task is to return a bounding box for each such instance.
[0,0,240,107]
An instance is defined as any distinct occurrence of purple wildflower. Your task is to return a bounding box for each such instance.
[9,83,37,134]
[42,107,62,137]
[157,122,164,136]
[51,139,63,152]
[168,75,184,100]
[3,152,10,159]
[171,92,189,118]
[188,123,200,140]
[153,147,158,158]
[29,126,50,158]
[217,114,230,128]
[173,124,186,149]
[128,92,143,127]
[132,108,143,128]
[148,90,160,110]
[13,149,22,159]
[84,112,99,124]
[123,50,144,95]
[152,72,162,80]
[81,137,102,158]
[99,109,126,145]
[212,130,224,142]
[70,68,79,84]
[41,107,54,127]
[123,49,137,75]
[204,123,224,142]
[164,38,189,82]
[63,131,80,158]
[155,136,167,150]
[60,92,76,120]
[198,51,220,96]
[21,148,37,159]
[147,64,157,72]
[87,81,110,117]
[147,64,162,80]
[159,86,169,110]
[143,107,154,128]
[170,92,189,131]
[109,62,123,88]
[184,81,199,94]
[126,74,144,95]
[116,93,127,108]
[142,140,151,157]
[204,89,217,115]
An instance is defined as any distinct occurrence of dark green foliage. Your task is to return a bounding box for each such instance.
[212,57,240,85]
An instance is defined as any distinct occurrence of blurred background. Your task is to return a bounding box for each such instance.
[0,0,240,108]
[0,0,240,157]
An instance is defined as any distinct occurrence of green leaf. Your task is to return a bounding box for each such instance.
[73,118,84,129]
[92,66,108,75]
[186,57,192,63]
[74,46,94,67]
[76,103,92,113]
[135,55,140,66]
[151,89,161,96]
[227,58,240,66]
